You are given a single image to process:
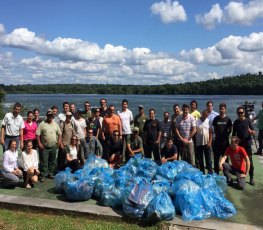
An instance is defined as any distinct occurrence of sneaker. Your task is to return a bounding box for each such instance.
[250,178,255,186]
[25,184,32,189]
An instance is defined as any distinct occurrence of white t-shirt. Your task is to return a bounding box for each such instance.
[67,146,78,161]
[74,118,86,139]
[22,149,39,171]
[1,112,25,136]
[195,118,211,146]
[118,109,133,135]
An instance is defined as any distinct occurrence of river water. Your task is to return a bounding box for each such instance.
[3,94,263,121]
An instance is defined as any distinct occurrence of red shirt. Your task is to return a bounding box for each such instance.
[225,146,248,173]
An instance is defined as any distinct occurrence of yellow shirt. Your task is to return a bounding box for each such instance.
[191,110,201,120]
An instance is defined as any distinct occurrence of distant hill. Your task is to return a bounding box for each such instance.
[1,72,263,95]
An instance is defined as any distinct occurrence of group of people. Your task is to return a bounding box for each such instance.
[1,98,261,190]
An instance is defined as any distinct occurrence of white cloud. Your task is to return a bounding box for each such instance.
[238,32,263,52]
[196,0,263,29]
[1,25,263,85]
[195,4,223,29]
[151,0,187,23]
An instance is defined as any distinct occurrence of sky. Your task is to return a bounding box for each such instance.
[0,0,263,85]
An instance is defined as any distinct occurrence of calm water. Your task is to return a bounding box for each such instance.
[3,94,263,121]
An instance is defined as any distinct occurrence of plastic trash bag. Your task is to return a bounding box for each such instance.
[84,154,109,170]
[122,180,154,218]
[175,170,204,187]
[157,162,178,180]
[101,184,124,208]
[172,160,198,174]
[146,192,176,221]
[64,179,94,201]
[136,158,157,181]
[212,173,227,193]
[93,168,114,198]
[172,179,208,221]
[152,179,171,195]
[55,168,74,193]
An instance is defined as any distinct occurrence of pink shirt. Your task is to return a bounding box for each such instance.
[23,121,38,140]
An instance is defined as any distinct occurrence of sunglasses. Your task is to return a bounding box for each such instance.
[113,134,119,137]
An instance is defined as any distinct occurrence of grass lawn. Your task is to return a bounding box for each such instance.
[0,207,163,230]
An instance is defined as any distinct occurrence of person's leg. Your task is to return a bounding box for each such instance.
[48,147,58,177]
[243,145,255,185]
[235,171,246,190]
[39,148,49,179]
[187,142,195,166]
[222,162,235,184]
[24,168,34,187]
[152,143,161,162]
[2,172,20,187]
[213,143,221,174]
[204,146,213,174]
[195,145,204,173]
[258,129,263,154]
[144,143,152,159]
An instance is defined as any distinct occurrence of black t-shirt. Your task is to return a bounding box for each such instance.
[107,138,123,156]
[213,115,232,143]
[161,145,177,160]
[87,118,101,136]
[143,119,161,143]
[232,118,254,146]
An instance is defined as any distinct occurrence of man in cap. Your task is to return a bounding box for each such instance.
[126,127,143,161]
[37,109,62,182]
[134,105,148,138]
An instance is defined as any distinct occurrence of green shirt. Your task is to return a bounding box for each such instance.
[134,114,148,134]
[127,135,143,152]
[37,120,61,147]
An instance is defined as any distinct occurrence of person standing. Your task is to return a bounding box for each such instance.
[134,105,148,138]
[37,109,62,182]
[1,102,25,152]
[195,110,213,174]
[232,106,256,186]
[190,100,201,120]
[82,101,92,120]
[143,108,162,162]
[175,104,196,165]
[58,101,71,123]
[51,105,60,124]
[160,111,171,149]
[253,101,263,156]
[33,108,43,126]
[212,103,232,174]
[99,98,108,118]
[219,136,250,190]
[23,111,38,149]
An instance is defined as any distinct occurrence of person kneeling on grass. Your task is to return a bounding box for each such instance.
[106,130,123,168]
[219,136,250,190]
[161,137,178,164]
[22,140,40,189]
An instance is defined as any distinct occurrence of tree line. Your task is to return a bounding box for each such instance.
[0,73,263,95]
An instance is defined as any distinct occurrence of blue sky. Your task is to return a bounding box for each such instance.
[0,0,263,85]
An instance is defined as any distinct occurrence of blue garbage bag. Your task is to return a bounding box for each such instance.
[172,161,198,174]
[64,179,94,201]
[212,173,227,193]
[157,162,177,180]
[84,154,109,170]
[101,184,124,208]
[122,180,154,218]
[136,158,157,181]
[175,170,205,187]
[93,168,114,198]
[172,179,209,221]
[55,168,74,193]
[146,192,175,221]
[152,179,171,195]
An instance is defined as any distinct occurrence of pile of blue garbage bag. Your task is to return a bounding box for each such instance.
[55,154,236,222]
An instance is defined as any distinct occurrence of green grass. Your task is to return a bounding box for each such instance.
[0,207,162,230]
